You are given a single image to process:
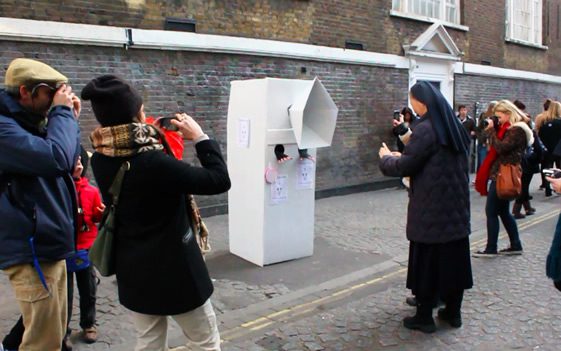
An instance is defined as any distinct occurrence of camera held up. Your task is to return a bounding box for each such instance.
[482,115,499,129]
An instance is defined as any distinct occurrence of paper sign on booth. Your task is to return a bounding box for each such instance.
[270,175,288,204]
[237,119,250,148]
[297,159,315,189]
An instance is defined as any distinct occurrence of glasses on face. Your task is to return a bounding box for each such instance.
[30,82,60,98]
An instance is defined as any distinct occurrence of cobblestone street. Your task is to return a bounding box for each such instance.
[1,180,560,350]
[225,212,561,351]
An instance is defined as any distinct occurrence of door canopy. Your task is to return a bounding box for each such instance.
[403,23,462,61]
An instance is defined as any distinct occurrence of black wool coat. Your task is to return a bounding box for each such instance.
[91,140,230,315]
[379,117,471,244]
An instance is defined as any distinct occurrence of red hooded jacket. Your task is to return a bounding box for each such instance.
[75,177,104,250]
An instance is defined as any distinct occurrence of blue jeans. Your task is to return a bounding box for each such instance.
[485,181,523,252]
[477,143,488,171]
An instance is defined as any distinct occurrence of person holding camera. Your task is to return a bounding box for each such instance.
[0,58,81,351]
[83,75,230,351]
[379,81,472,333]
[392,107,417,153]
[474,100,534,257]
[475,101,497,172]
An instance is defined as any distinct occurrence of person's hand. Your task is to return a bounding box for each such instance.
[470,131,476,136]
[379,142,392,158]
[71,94,81,119]
[485,119,494,130]
[390,151,402,157]
[96,203,106,214]
[546,175,561,193]
[171,113,204,141]
[392,114,404,128]
[52,84,75,110]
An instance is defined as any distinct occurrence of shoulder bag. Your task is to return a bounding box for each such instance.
[89,161,129,277]
[496,163,522,200]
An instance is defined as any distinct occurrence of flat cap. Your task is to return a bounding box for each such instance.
[5,58,68,88]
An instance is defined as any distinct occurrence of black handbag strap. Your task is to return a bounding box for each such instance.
[108,161,130,207]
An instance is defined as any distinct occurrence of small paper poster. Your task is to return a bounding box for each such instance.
[237,119,250,148]
[297,159,315,189]
[270,174,288,205]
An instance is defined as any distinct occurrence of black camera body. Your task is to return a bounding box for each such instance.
[543,168,561,179]
[159,117,179,131]
[482,115,499,128]
[393,110,401,120]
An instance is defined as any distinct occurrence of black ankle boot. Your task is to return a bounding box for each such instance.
[437,308,462,328]
[403,304,436,333]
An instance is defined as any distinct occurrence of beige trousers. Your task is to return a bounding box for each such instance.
[3,260,68,351]
[132,299,221,351]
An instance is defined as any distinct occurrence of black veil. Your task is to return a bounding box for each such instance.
[410,81,470,155]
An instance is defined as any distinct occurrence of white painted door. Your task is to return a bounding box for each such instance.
[409,57,455,107]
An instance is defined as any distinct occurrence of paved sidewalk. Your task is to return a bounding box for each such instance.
[0,178,559,350]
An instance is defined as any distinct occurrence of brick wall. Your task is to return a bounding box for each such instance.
[0,41,409,208]
[1,0,560,74]
[454,74,561,118]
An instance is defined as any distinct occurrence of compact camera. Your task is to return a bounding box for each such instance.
[159,117,180,131]
[393,110,401,120]
[543,168,561,179]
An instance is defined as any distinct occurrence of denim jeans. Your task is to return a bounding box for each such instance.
[485,181,523,252]
[476,143,488,172]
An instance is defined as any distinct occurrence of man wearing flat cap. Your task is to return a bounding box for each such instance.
[0,58,81,351]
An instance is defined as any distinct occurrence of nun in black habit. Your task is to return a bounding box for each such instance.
[379,81,473,333]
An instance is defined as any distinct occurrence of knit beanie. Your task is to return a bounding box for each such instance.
[81,75,143,126]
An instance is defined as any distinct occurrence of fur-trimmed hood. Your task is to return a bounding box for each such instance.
[512,122,534,147]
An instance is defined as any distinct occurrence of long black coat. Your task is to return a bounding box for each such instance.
[91,140,230,315]
[380,117,470,244]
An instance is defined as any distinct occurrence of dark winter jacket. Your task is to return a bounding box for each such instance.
[379,117,470,244]
[488,122,533,179]
[0,90,80,269]
[538,118,561,156]
[91,139,230,315]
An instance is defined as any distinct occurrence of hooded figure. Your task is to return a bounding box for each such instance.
[379,81,473,333]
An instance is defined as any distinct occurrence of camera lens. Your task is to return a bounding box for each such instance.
[483,120,489,127]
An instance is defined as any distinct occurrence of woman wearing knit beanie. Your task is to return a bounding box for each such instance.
[82,75,230,350]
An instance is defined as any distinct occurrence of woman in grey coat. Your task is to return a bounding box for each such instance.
[379,81,473,333]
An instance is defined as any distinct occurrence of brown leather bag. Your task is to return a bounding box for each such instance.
[496,163,522,200]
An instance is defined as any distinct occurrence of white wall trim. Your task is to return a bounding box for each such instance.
[0,17,410,69]
[454,62,561,85]
[0,17,126,47]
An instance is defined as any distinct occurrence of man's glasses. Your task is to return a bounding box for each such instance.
[30,82,61,98]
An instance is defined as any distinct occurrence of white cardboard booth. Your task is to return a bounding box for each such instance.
[227,77,338,266]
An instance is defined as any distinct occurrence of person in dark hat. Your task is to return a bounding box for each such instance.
[379,81,472,333]
[0,58,81,351]
[84,75,230,350]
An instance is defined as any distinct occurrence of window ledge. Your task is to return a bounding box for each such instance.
[505,37,548,50]
[390,10,469,32]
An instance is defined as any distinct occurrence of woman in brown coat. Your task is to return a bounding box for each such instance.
[474,100,533,257]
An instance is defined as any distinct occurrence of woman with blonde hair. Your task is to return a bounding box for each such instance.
[474,100,534,257]
[537,101,561,197]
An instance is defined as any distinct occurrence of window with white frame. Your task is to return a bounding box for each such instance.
[506,0,543,45]
[392,0,460,25]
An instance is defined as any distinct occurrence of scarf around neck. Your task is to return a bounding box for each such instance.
[475,121,511,196]
[90,122,166,157]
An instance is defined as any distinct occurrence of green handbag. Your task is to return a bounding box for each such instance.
[89,161,129,277]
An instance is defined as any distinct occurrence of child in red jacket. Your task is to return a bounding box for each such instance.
[68,148,105,344]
